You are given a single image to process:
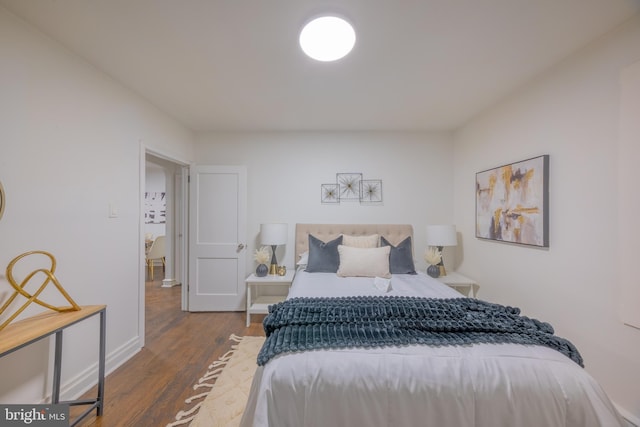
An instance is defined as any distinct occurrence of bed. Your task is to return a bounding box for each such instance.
[241,224,623,427]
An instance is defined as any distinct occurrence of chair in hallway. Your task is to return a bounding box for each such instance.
[146,235,166,281]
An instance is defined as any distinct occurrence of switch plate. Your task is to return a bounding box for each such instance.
[109,203,118,218]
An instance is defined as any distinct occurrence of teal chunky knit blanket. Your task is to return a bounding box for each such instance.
[257,296,583,367]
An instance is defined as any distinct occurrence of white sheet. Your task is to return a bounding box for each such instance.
[241,271,624,427]
[286,269,462,299]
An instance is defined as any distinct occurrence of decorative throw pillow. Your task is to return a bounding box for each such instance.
[305,235,343,273]
[337,245,391,278]
[296,251,309,266]
[380,236,417,275]
[342,234,379,248]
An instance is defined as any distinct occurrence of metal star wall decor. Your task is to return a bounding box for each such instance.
[321,184,339,204]
[337,173,362,200]
[320,173,383,204]
[360,180,383,203]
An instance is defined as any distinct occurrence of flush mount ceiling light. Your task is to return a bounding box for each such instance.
[299,16,356,62]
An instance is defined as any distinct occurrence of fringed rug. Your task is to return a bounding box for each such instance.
[167,335,265,427]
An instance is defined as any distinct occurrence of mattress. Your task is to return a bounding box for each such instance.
[241,270,624,427]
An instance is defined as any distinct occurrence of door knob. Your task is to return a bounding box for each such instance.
[237,243,245,252]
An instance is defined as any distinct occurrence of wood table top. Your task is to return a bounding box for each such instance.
[0,305,106,355]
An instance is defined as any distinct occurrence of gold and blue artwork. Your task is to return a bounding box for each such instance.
[476,155,549,247]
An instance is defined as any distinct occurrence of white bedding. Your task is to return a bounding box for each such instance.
[287,269,462,299]
[241,270,624,427]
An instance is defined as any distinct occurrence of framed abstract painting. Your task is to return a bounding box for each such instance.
[476,155,549,247]
[144,191,166,224]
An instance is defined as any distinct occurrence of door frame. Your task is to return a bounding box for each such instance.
[139,143,190,347]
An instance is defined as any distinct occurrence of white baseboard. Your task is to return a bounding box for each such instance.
[58,336,141,402]
[161,278,179,287]
[616,403,640,427]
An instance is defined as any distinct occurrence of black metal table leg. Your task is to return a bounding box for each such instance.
[52,330,63,404]
[97,309,106,415]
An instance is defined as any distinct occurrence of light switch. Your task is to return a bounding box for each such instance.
[109,203,118,218]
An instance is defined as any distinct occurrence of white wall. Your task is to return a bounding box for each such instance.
[0,7,194,403]
[195,132,455,273]
[453,15,640,422]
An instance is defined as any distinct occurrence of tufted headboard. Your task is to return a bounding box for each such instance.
[294,223,414,262]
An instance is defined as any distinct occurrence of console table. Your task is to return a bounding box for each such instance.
[0,305,106,427]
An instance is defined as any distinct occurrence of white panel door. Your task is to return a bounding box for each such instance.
[188,165,247,311]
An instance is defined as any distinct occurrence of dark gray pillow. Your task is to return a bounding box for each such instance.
[305,234,343,273]
[380,236,417,275]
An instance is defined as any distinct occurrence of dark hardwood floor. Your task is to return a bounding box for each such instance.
[72,267,265,426]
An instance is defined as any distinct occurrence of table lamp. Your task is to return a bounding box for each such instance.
[426,225,457,276]
[260,223,288,275]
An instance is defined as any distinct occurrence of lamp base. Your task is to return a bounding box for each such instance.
[437,246,447,276]
[439,265,447,276]
[269,245,279,275]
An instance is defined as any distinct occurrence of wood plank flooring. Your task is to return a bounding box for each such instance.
[72,267,265,426]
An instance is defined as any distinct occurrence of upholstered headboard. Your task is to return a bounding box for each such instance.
[295,223,414,262]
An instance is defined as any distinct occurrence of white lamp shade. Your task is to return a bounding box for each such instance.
[260,223,288,245]
[426,225,457,247]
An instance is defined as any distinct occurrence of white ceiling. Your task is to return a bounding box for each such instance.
[2,0,638,132]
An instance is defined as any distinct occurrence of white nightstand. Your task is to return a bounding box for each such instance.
[246,270,295,327]
[436,271,479,298]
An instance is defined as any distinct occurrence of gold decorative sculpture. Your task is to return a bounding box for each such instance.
[0,250,80,331]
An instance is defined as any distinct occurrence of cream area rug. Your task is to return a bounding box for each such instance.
[167,335,265,427]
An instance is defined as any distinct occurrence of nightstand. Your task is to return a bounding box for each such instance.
[246,270,295,327]
[436,271,479,298]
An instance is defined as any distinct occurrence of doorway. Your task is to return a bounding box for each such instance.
[140,150,189,347]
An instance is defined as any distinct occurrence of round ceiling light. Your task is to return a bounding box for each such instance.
[299,16,356,62]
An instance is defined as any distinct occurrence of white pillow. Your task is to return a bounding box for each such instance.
[337,245,391,278]
[297,251,309,266]
[341,234,379,248]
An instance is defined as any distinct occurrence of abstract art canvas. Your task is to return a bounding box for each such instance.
[476,155,549,247]
[144,192,166,224]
